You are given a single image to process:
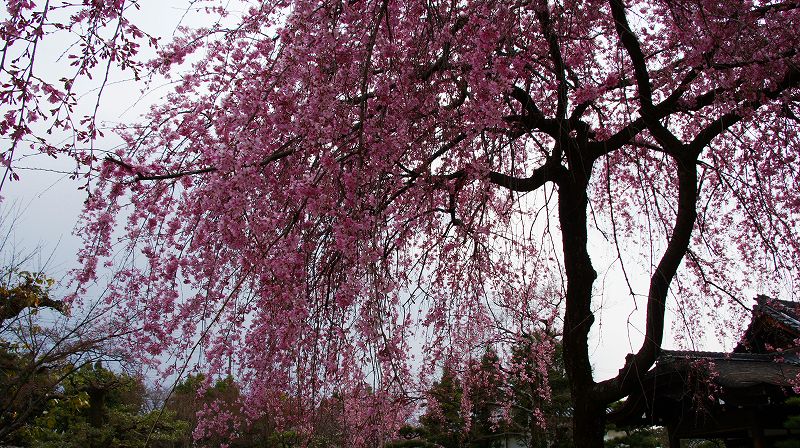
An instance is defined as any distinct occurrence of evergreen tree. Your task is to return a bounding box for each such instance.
[417,367,467,448]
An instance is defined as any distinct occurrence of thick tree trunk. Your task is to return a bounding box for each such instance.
[557,156,606,447]
[572,398,606,448]
[87,387,107,428]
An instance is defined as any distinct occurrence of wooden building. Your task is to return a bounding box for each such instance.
[610,296,800,447]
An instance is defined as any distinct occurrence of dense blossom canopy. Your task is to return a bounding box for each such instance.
[3,0,799,445]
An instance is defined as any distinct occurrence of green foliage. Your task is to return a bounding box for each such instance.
[12,363,188,448]
[23,409,190,448]
[776,397,800,448]
[604,424,667,448]
[680,440,725,448]
[0,343,63,439]
[0,269,62,323]
[0,269,72,442]
[469,349,506,448]
[417,366,468,447]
